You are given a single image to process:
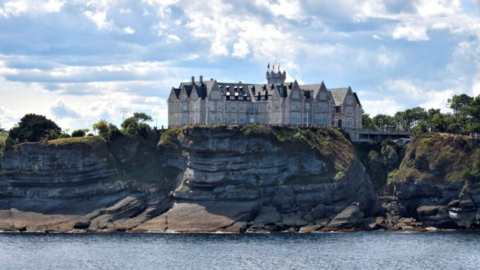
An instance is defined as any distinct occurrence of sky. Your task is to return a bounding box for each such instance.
[1,0,480,131]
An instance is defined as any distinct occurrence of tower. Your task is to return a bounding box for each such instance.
[266,70,286,84]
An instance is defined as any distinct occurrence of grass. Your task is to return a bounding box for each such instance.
[392,133,480,185]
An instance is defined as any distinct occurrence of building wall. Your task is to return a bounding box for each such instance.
[168,84,362,129]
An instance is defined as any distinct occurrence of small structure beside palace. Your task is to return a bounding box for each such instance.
[167,69,363,129]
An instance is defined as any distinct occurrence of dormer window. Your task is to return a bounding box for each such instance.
[320,92,327,100]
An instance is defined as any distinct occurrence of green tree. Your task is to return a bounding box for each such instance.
[361,110,375,130]
[9,114,61,143]
[133,112,153,123]
[71,129,86,137]
[92,120,109,136]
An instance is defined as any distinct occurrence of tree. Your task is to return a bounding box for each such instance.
[71,129,86,138]
[9,114,61,143]
[121,112,153,138]
[361,110,375,130]
[92,120,109,136]
[133,112,153,123]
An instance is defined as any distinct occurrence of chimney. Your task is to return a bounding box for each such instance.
[200,75,203,85]
[191,76,195,85]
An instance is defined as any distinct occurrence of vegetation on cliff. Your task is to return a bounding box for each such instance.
[392,133,480,186]
[355,141,406,191]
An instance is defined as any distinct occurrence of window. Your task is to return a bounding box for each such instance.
[320,92,327,100]
[292,91,299,99]
[189,103,193,111]
[240,104,245,112]
[217,103,223,111]
[217,113,223,124]
[231,114,237,124]
[319,114,328,124]
[259,104,264,112]
[347,96,353,105]
[183,104,188,111]
[346,107,353,116]
[209,114,215,124]
[240,116,246,124]
[231,104,236,112]
[239,96,243,101]
[291,102,300,110]
[182,114,188,125]
[275,104,279,110]
[291,113,300,124]
[346,118,353,127]
[259,115,264,123]
[209,102,215,111]
[318,102,327,112]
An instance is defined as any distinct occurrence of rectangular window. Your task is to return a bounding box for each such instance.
[231,104,236,112]
[319,114,327,124]
[240,104,245,112]
[182,114,188,124]
[217,103,223,111]
[347,118,353,127]
[231,114,237,124]
[318,102,327,112]
[240,116,246,124]
[347,97,353,105]
[209,102,215,111]
[320,92,327,100]
[346,107,353,116]
[183,104,188,111]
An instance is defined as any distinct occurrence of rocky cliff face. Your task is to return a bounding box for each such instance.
[0,126,380,233]
[390,133,480,229]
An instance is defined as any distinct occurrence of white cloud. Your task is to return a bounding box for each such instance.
[362,98,403,116]
[49,99,80,119]
[124,26,135,34]
[84,10,113,30]
[392,24,430,41]
[232,39,250,58]
[0,0,64,18]
[372,34,382,40]
[167,34,181,43]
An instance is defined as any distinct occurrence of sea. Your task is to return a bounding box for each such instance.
[0,232,479,270]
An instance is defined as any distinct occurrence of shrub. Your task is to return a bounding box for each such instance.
[58,134,71,139]
[71,129,86,137]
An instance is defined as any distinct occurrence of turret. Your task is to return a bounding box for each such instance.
[266,70,286,84]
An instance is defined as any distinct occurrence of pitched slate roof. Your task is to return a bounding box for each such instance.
[329,87,350,106]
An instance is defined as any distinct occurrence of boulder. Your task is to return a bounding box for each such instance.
[327,204,364,229]
[417,206,453,228]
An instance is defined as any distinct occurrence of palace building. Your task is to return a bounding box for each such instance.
[167,70,362,129]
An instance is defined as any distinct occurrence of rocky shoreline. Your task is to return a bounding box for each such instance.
[0,127,479,233]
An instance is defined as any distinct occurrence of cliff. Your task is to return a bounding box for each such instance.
[0,126,380,233]
[390,133,480,229]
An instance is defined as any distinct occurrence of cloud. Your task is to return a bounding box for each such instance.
[0,0,64,18]
[232,39,250,58]
[0,0,480,130]
[124,26,135,34]
[392,24,430,41]
[49,99,80,119]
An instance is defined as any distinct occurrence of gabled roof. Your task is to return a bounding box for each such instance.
[329,87,350,106]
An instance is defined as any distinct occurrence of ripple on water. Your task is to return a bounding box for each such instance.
[0,232,479,270]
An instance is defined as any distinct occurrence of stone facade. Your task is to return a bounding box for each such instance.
[168,71,362,129]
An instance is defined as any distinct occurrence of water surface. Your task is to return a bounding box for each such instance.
[0,232,479,269]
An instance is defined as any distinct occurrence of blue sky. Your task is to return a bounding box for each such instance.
[1,0,480,131]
